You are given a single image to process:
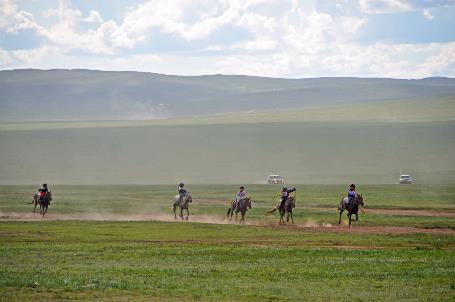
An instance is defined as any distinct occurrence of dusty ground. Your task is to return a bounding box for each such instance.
[2,211,454,236]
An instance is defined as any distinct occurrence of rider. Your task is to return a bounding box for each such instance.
[342,184,357,208]
[279,186,296,211]
[38,183,49,204]
[236,186,246,204]
[176,182,187,205]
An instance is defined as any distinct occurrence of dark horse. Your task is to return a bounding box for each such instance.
[338,194,364,226]
[38,191,52,217]
[226,197,252,224]
[267,196,296,224]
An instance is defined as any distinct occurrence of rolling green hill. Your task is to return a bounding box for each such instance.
[1,70,454,185]
[1,69,455,122]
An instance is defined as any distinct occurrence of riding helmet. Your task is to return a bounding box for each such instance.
[179,182,184,187]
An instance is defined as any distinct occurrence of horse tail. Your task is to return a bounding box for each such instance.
[266,208,277,214]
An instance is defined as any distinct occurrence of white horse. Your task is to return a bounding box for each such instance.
[173,193,192,220]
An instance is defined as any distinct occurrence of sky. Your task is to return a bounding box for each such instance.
[1,0,455,78]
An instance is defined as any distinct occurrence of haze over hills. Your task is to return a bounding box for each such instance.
[0,69,454,184]
[1,69,455,122]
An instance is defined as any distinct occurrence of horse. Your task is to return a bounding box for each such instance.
[30,194,40,213]
[39,191,52,217]
[226,200,237,221]
[279,196,296,224]
[338,194,364,226]
[227,197,252,224]
[267,196,296,224]
[173,193,192,221]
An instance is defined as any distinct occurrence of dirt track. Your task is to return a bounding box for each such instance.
[1,211,454,236]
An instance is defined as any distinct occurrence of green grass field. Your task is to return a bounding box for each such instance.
[1,185,455,301]
[1,97,454,300]
[1,120,454,185]
[1,97,454,185]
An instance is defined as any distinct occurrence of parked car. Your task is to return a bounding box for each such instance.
[399,174,413,184]
[266,175,285,185]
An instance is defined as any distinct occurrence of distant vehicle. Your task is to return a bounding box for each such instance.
[399,174,412,184]
[266,175,285,185]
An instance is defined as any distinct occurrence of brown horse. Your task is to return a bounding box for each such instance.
[227,197,252,224]
[39,191,52,217]
[280,196,296,224]
[338,194,364,226]
[267,196,296,224]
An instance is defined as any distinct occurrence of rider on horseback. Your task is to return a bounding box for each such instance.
[279,186,296,211]
[341,184,357,210]
[236,186,246,203]
[38,183,49,204]
[176,182,187,205]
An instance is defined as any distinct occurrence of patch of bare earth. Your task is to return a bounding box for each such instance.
[1,211,454,236]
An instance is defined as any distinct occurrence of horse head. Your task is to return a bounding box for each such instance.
[289,196,296,208]
[246,197,252,209]
[357,193,364,206]
[187,194,192,203]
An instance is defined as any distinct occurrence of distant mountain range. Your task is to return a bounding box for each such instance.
[1,69,454,122]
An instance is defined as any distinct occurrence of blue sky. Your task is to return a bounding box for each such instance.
[1,0,454,78]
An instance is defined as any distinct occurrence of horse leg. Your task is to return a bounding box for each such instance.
[235,210,238,221]
[185,208,189,221]
[241,211,245,224]
[227,208,232,221]
[290,211,294,224]
[173,205,177,219]
[355,213,359,221]
[180,208,184,221]
[338,209,343,224]
[348,214,352,227]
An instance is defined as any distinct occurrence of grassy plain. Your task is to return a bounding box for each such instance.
[1,185,455,301]
[1,221,454,301]
[1,120,454,185]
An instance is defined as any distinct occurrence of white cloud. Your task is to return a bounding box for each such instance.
[0,0,454,78]
[111,0,274,44]
[358,0,455,14]
[359,0,411,14]
[423,9,434,19]
[236,13,278,34]
[0,0,46,34]
[83,10,104,23]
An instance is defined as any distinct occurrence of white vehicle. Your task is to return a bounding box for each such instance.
[399,174,412,184]
[266,175,285,185]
